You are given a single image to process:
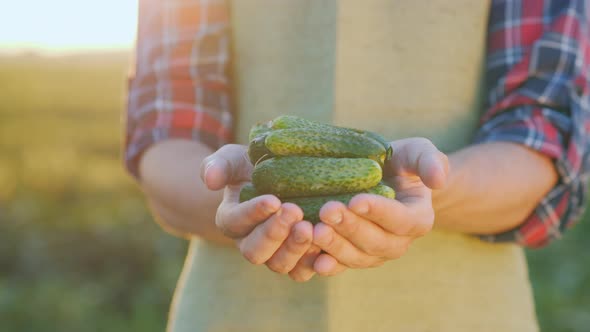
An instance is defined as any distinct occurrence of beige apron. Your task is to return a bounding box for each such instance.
[168,1,539,331]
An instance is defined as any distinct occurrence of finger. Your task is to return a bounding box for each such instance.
[348,193,434,237]
[312,223,380,269]
[200,144,253,190]
[313,253,348,277]
[387,138,449,189]
[320,200,408,258]
[216,186,281,238]
[288,245,322,282]
[239,203,303,265]
[266,221,313,274]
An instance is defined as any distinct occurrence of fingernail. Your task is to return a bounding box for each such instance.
[326,212,342,225]
[353,203,369,215]
[280,209,298,225]
[269,205,281,216]
[203,160,215,179]
[434,162,445,176]
[294,231,308,244]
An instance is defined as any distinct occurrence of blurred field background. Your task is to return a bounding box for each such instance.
[0,52,589,332]
[0,53,186,332]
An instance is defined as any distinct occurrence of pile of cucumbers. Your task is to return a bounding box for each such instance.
[240,115,395,224]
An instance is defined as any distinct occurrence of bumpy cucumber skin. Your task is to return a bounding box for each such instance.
[270,115,319,130]
[270,115,393,162]
[252,156,382,198]
[265,128,385,162]
[239,182,396,224]
[369,182,396,199]
[286,184,395,223]
[248,122,272,142]
[239,183,258,202]
[239,182,395,202]
[360,131,393,161]
[287,194,351,223]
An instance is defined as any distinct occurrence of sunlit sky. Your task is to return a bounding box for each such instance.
[0,0,138,54]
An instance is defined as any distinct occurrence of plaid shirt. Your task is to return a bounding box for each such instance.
[126,0,590,248]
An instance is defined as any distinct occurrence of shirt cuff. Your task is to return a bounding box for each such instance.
[124,109,232,180]
[473,105,586,248]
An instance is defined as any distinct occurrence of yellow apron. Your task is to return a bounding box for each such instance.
[168,1,539,331]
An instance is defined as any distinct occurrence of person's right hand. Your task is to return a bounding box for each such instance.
[200,144,320,282]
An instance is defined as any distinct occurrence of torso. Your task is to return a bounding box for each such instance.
[168,1,539,331]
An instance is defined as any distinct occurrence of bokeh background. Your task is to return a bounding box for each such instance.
[0,1,589,331]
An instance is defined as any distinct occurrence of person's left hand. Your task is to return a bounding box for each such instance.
[311,138,450,276]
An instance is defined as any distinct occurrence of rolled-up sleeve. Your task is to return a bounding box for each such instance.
[125,0,232,179]
[475,0,590,248]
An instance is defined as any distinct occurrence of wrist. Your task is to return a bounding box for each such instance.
[138,139,230,239]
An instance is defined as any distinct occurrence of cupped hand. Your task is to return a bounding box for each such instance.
[200,144,320,282]
[312,138,450,276]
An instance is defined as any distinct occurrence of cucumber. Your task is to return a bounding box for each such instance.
[284,183,396,223]
[239,183,258,202]
[248,122,272,142]
[368,182,396,199]
[264,128,385,164]
[239,182,395,202]
[247,134,273,165]
[269,115,319,130]
[252,156,382,198]
[239,182,395,224]
[270,115,393,162]
[358,130,393,161]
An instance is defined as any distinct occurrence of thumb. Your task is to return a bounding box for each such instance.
[200,144,253,190]
[386,138,450,189]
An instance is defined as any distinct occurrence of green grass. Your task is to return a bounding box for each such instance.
[0,52,186,332]
[0,52,588,332]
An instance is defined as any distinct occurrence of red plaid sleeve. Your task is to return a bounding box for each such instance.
[125,0,232,178]
[475,0,590,248]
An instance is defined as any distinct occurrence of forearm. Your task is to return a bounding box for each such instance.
[138,139,232,245]
[432,142,557,234]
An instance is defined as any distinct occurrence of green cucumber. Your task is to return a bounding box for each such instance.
[358,130,393,161]
[252,156,382,198]
[368,182,396,199]
[248,122,272,142]
[247,134,273,165]
[264,128,385,164]
[239,183,259,202]
[239,182,396,223]
[270,115,393,162]
[239,182,395,202]
[284,183,396,223]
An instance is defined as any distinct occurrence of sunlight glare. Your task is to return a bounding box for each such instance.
[0,0,138,53]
